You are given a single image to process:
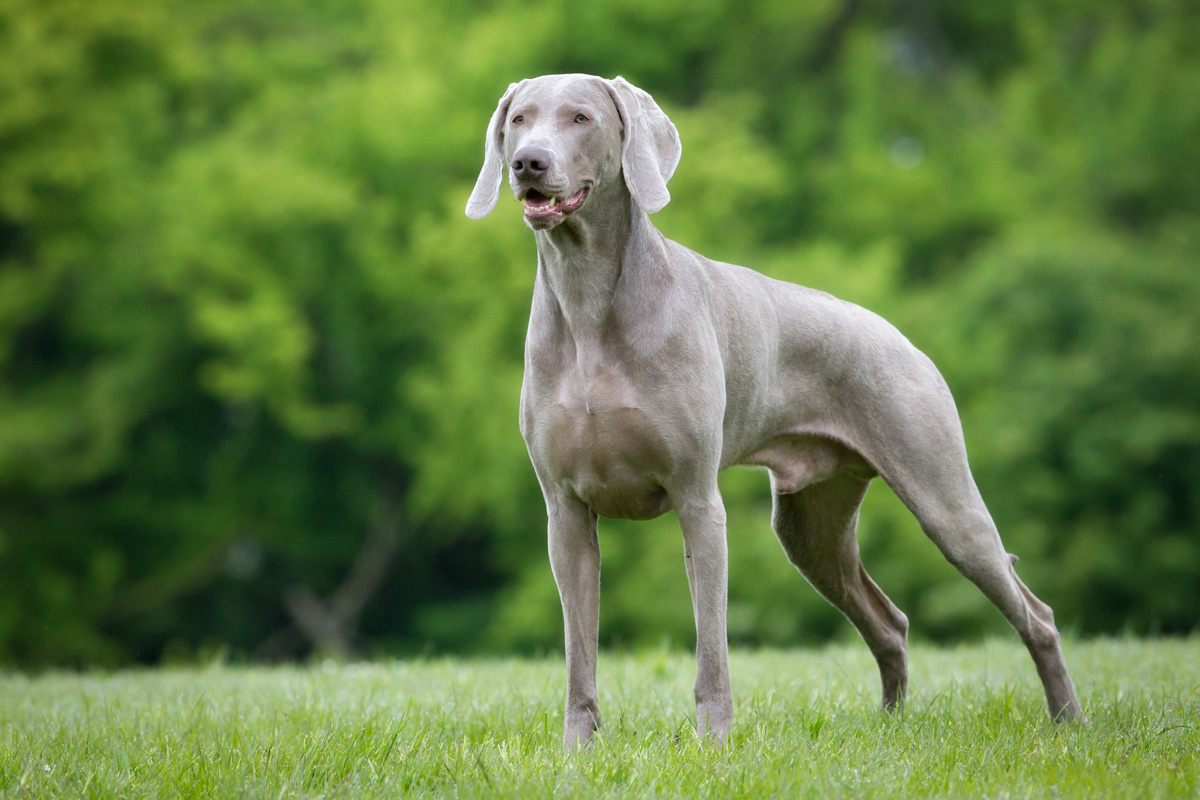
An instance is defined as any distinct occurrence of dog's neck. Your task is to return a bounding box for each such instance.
[532,182,650,340]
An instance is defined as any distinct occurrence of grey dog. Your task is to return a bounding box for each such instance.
[466,73,1082,746]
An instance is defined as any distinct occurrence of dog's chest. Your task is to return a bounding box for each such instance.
[523,360,674,520]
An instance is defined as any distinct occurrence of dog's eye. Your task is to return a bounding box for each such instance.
[574,114,589,123]
[512,115,524,125]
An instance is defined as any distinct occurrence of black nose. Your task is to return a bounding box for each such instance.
[512,146,552,180]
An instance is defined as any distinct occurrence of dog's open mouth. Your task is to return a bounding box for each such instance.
[523,187,589,225]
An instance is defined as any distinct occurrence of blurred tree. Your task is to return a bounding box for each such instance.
[0,0,1196,666]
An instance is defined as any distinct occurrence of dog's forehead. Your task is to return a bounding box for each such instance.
[513,74,612,112]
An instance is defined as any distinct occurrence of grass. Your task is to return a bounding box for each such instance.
[2,637,1198,798]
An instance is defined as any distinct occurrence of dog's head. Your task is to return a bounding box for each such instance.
[465,74,681,230]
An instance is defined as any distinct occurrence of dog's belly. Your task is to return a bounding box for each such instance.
[534,401,674,521]
[741,433,877,494]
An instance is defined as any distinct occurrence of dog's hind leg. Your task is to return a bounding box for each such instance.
[886,464,1083,721]
[772,474,910,710]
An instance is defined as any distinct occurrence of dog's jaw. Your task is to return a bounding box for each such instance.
[522,186,590,230]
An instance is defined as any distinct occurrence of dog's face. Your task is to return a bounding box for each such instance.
[465,74,681,227]
[502,75,624,230]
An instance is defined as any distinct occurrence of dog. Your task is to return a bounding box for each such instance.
[466,73,1081,746]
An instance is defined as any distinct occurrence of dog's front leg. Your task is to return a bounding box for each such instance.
[547,496,602,747]
[678,491,733,742]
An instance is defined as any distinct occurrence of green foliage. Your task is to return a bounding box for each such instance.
[2,639,1199,798]
[0,0,1197,665]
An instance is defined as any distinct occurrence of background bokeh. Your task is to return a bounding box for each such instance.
[1,0,1197,667]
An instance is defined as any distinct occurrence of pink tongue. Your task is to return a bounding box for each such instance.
[526,189,586,214]
[563,188,587,209]
[527,195,557,210]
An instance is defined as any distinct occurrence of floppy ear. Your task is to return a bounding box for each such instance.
[465,81,523,219]
[606,77,682,214]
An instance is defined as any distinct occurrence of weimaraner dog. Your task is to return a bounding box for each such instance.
[466,73,1082,746]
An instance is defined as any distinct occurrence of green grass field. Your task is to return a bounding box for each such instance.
[2,637,1197,798]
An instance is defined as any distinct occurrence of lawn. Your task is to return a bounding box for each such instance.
[2,637,1197,798]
